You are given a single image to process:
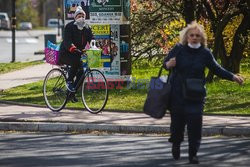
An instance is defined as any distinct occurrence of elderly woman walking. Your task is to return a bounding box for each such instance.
[164,21,243,164]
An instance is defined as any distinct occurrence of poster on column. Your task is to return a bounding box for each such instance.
[64,0,131,80]
[91,24,120,77]
[64,0,130,24]
[89,0,122,24]
[64,0,91,20]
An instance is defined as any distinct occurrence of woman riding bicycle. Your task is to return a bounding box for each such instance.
[58,6,93,102]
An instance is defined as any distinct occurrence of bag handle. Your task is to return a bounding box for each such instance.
[159,44,183,82]
[157,66,172,78]
[157,66,163,78]
[157,66,172,84]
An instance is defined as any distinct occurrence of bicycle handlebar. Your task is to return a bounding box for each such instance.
[75,49,87,57]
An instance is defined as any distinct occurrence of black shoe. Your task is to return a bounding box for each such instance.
[66,81,75,92]
[189,156,199,164]
[172,144,180,160]
[68,93,78,103]
[71,96,78,103]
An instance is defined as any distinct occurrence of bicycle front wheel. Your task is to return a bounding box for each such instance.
[43,68,68,112]
[81,69,108,114]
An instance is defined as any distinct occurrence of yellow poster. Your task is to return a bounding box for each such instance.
[91,25,110,35]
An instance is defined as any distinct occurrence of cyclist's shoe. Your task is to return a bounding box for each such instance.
[68,93,78,103]
[66,81,75,92]
[71,95,78,103]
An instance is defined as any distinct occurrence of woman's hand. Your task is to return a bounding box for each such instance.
[73,49,82,57]
[166,57,176,69]
[233,74,244,85]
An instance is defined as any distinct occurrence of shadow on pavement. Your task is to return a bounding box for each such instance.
[0,133,249,167]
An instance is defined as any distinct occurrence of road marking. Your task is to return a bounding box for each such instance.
[25,38,38,43]
[6,38,38,44]
[6,38,19,43]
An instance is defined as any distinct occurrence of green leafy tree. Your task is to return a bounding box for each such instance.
[16,0,39,27]
[199,0,249,79]
[131,0,182,62]
[131,0,249,80]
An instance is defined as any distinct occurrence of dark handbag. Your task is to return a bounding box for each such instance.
[143,67,172,119]
[182,78,206,101]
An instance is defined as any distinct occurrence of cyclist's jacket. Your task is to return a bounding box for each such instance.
[59,21,93,56]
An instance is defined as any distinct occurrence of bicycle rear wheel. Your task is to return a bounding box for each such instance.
[43,68,68,112]
[81,69,108,114]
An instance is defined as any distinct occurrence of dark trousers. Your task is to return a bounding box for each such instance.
[59,53,83,86]
[168,113,202,156]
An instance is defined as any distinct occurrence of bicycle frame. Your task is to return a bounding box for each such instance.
[43,51,108,113]
[68,52,95,94]
[74,67,90,92]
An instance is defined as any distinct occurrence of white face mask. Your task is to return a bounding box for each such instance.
[188,43,201,49]
[76,17,85,24]
[74,17,86,30]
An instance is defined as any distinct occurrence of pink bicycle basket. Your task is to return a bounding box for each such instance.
[45,48,59,65]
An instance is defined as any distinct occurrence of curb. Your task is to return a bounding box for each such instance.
[0,122,169,134]
[2,100,250,117]
[1,122,250,136]
[0,100,141,114]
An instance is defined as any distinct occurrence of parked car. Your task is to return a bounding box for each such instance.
[19,22,32,30]
[47,18,63,28]
[0,12,10,30]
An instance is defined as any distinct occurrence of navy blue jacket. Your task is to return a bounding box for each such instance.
[163,44,234,114]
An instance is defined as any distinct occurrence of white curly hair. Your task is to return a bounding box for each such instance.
[179,21,207,46]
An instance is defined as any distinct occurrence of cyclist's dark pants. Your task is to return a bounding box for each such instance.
[58,53,83,85]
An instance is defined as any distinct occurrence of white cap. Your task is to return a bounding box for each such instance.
[74,6,86,19]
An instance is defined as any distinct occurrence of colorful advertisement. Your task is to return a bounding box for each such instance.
[90,0,122,12]
[120,24,131,75]
[89,0,122,24]
[64,0,131,80]
[92,24,112,69]
[90,24,120,77]
[64,0,129,24]
[107,24,120,76]
[64,0,91,20]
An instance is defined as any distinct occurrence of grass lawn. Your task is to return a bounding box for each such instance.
[0,61,44,74]
[0,59,249,115]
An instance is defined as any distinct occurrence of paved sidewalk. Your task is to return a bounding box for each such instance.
[0,63,52,90]
[0,102,250,136]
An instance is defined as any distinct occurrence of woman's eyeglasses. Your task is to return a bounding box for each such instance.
[189,34,201,38]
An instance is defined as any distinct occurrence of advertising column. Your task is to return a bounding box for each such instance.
[64,0,131,80]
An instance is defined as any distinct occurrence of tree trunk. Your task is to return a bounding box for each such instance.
[206,22,225,82]
[38,0,47,26]
[205,10,241,81]
[183,0,195,24]
[228,11,250,73]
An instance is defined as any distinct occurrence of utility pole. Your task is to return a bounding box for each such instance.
[57,0,61,36]
[43,0,46,27]
[61,0,65,38]
[11,0,16,63]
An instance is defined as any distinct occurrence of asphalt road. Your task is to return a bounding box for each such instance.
[0,29,59,63]
[0,133,249,167]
